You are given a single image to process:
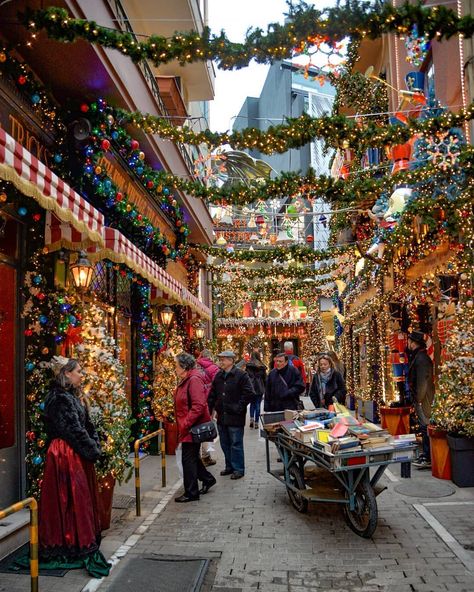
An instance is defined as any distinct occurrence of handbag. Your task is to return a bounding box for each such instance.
[186,383,217,443]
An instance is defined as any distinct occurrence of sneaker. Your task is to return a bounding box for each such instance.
[413,458,432,470]
[249,420,254,428]
[254,423,259,429]
[230,472,244,480]
[202,456,217,467]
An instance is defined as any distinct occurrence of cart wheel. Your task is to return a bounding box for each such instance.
[286,465,308,513]
[343,480,377,538]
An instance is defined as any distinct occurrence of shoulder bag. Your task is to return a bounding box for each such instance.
[186,382,217,443]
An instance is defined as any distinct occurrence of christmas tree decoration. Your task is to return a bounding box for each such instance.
[74,302,133,483]
[301,306,328,370]
[151,329,183,423]
[431,303,474,437]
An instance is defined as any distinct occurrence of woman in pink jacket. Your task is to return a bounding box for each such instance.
[174,353,216,502]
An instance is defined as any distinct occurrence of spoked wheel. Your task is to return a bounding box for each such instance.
[286,465,308,513]
[342,479,378,538]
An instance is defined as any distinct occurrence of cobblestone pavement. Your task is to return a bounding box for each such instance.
[1,423,474,592]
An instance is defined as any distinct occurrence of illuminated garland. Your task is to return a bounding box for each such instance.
[196,242,353,263]
[111,101,474,154]
[79,100,189,260]
[135,144,474,207]
[22,3,474,71]
[205,259,342,279]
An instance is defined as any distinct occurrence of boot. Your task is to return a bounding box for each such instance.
[249,420,254,428]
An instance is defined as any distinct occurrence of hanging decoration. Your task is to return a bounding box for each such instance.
[405,24,431,67]
[22,3,474,71]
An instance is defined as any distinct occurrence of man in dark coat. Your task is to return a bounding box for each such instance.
[208,351,255,479]
[407,331,435,469]
[265,353,306,412]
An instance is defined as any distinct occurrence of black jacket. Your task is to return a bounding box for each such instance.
[265,364,305,412]
[309,370,347,408]
[246,362,267,398]
[208,367,255,427]
[43,384,101,462]
[407,345,434,422]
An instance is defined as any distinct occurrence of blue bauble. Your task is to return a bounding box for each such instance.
[33,456,43,465]
[69,315,76,324]
[31,94,40,105]
[39,315,48,324]
[163,188,170,196]
[33,275,42,285]
[18,207,27,216]
[136,166,144,175]
[53,153,62,163]
[39,402,45,410]
[26,362,35,371]
[111,131,119,140]
[104,179,112,189]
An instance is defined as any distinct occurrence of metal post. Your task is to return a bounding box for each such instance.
[134,429,167,516]
[400,461,411,478]
[0,497,38,592]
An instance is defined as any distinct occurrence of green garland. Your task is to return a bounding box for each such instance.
[111,101,474,155]
[22,2,474,71]
[195,242,353,263]
[205,259,342,279]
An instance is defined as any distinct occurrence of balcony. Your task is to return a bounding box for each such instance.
[121,0,215,102]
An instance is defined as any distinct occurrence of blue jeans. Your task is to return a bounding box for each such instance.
[218,425,245,475]
[250,396,262,423]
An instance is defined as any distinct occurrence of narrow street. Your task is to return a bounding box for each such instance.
[1,420,474,592]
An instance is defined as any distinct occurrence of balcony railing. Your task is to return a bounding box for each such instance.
[106,0,197,176]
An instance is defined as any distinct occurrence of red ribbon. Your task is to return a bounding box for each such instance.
[61,325,83,356]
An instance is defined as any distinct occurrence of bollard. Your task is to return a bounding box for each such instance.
[0,497,38,592]
[134,429,167,516]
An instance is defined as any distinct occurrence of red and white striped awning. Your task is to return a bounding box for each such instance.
[0,128,104,246]
[45,213,211,319]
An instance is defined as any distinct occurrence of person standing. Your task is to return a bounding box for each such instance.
[174,353,216,502]
[406,331,435,469]
[196,349,220,467]
[246,349,267,428]
[308,354,347,409]
[283,341,307,385]
[39,356,110,577]
[265,353,305,412]
[208,350,255,479]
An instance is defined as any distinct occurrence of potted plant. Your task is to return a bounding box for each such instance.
[431,303,474,487]
[379,400,411,436]
[77,304,133,529]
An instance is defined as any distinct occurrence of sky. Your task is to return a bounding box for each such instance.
[207,0,336,133]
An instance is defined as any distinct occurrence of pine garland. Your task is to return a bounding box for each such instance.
[22,2,474,71]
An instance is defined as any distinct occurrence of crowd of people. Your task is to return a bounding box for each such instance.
[36,332,434,576]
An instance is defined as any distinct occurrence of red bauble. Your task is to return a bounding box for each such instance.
[24,329,33,336]
[131,139,140,150]
[116,192,123,201]
[33,213,41,222]
[461,210,470,218]
[80,103,89,113]
[36,293,45,300]
[18,75,27,85]
[101,139,111,151]
[306,235,314,243]
[146,180,154,189]
[137,214,142,222]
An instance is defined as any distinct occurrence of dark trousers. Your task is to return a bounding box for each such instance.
[250,396,263,423]
[181,442,214,498]
[218,425,245,475]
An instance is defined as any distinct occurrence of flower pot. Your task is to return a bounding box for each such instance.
[428,426,452,480]
[380,406,411,436]
[164,420,179,455]
[447,434,474,487]
[98,473,116,531]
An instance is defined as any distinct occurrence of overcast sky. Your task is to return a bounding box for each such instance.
[207,0,336,132]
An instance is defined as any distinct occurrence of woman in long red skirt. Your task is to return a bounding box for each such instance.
[38,356,110,577]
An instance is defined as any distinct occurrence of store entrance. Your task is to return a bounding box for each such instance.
[0,216,21,507]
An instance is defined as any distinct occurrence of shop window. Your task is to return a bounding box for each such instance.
[90,261,115,304]
[116,273,132,316]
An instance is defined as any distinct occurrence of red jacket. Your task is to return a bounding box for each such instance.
[197,356,220,386]
[174,369,211,443]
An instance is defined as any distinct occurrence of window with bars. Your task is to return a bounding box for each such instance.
[90,261,115,304]
[116,272,132,317]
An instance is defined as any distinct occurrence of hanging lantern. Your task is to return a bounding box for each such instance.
[159,305,174,328]
[255,214,265,226]
[69,251,94,291]
[195,323,205,339]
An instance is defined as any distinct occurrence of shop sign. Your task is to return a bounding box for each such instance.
[97,153,175,245]
[0,81,54,167]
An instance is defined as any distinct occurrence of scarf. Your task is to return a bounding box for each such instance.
[318,369,333,395]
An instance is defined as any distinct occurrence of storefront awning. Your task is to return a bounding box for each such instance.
[45,213,211,319]
[0,128,104,246]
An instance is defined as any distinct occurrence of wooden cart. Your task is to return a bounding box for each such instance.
[263,427,415,538]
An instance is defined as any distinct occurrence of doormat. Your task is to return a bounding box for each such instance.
[0,543,68,577]
[394,480,456,498]
[107,555,210,592]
